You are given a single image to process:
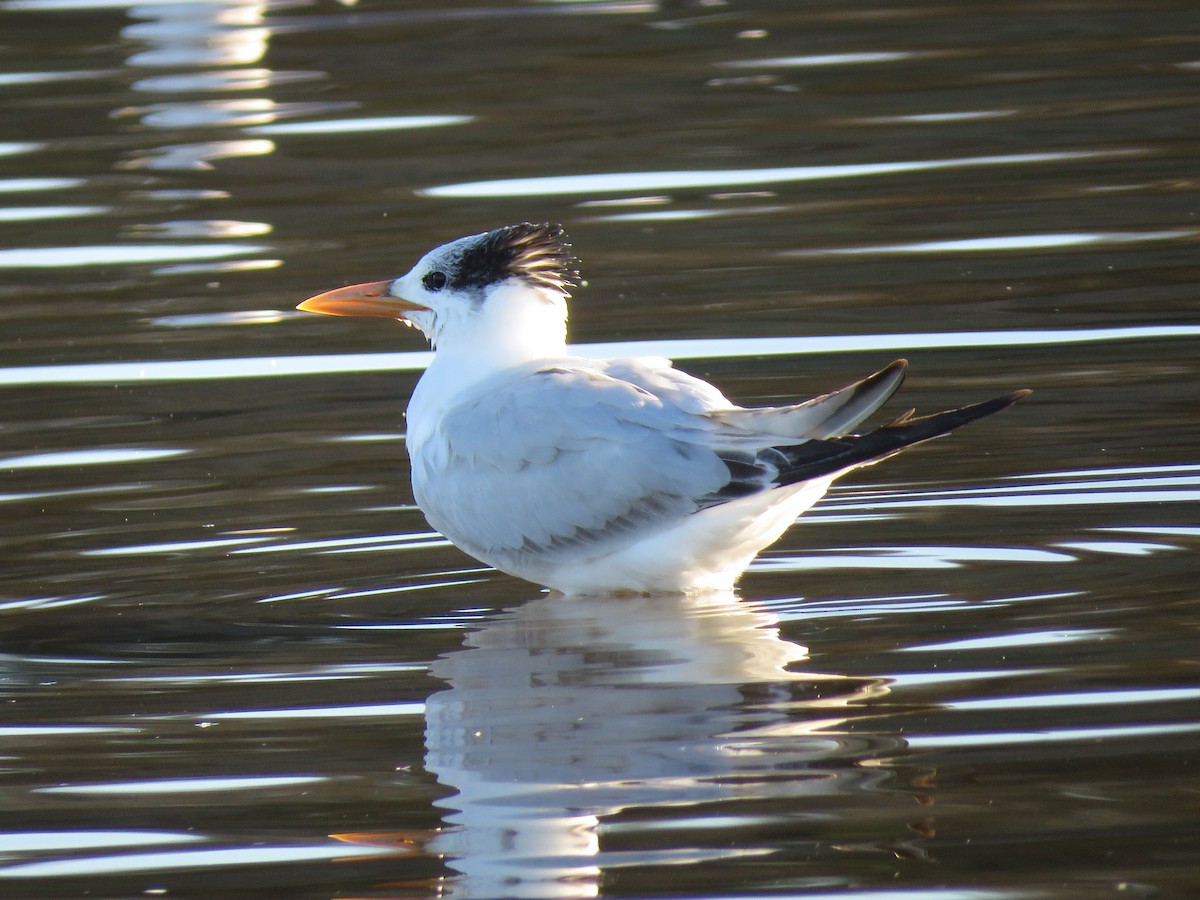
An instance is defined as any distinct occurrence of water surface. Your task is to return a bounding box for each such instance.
[1,0,1198,896]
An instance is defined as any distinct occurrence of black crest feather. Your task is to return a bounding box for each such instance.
[450,223,579,294]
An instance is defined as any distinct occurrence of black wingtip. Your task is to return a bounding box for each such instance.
[965,388,1031,420]
[899,388,1030,436]
[774,386,1029,485]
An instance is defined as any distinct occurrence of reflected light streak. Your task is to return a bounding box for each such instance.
[902,629,1112,652]
[246,114,473,135]
[124,9,270,68]
[151,309,287,326]
[0,844,395,879]
[0,69,113,85]
[132,68,323,93]
[0,243,268,267]
[792,229,1197,256]
[0,725,140,736]
[907,721,1200,750]
[330,433,405,442]
[0,142,40,156]
[1103,525,1200,537]
[0,205,107,221]
[822,469,1200,517]
[0,178,82,192]
[335,604,488,625]
[421,149,1129,197]
[119,139,274,171]
[1013,462,1200,480]
[860,109,1017,124]
[0,832,202,852]
[130,219,271,238]
[752,542,1072,572]
[3,0,209,7]
[887,669,1052,689]
[323,539,454,554]
[947,686,1200,711]
[155,258,281,275]
[2,324,1198,387]
[1,448,189,468]
[204,702,425,720]
[125,99,352,130]
[233,532,444,555]
[107,662,427,683]
[588,205,785,222]
[83,537,272,557]
[257,587,341,604]
[767,596,969,616]
[1054,540,1177,556]
[133,98,279,129]
[0,595,103,611]
[721,51,918,68]
[833,489,1200,511]
[39,776,326,795]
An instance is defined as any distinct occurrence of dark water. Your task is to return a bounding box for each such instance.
[2,0,1199,896]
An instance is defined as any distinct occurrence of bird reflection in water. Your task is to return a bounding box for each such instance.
[421,590,896,899]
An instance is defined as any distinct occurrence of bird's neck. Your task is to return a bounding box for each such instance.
[407,285,568,445]
[434,283,567,374]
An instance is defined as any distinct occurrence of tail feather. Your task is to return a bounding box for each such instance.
[709,359,909,441]
[775,389,1031,486]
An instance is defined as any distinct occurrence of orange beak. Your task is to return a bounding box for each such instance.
[296,280,428,319]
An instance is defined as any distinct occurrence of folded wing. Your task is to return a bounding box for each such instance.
[412,359,1025,564]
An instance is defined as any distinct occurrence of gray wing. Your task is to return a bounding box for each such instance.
[412,357,1024,561]
[705,359,909,439]
[411,365,732,560]
[605,356,909,439]
[694,358,1025,500]
[601,356,733,413]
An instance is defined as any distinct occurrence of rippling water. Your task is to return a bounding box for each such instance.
[2,0,1198,896]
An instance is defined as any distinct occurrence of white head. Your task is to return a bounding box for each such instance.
[297,223,579,359]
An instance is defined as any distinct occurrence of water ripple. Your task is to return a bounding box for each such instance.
[826,465,1200,513]
[0,205,107,221]
[1,448,188,469]
[0,70,113,85]
[421,149,1128,197]
[0,243,269,268]
[2,324,1197,386]
[202,702,425,720]
[721,52,923,68]
[902,629,1114,652]
[246,114,473,135]
[0,178,82,193]
[0,831,200,852]
[947,686,1200,712]
[755,545,1073,573]
[37,776,327,795]
[0,843,397,879]
[82,537,272,557]
[908,721,1200,750]
[790,229,1197,256]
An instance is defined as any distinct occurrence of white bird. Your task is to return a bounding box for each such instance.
[298,223,1028,594]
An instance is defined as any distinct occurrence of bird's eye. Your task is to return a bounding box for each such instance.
[422,271,447,291]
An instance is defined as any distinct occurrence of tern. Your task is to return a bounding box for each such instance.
[298,222,1028,594]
